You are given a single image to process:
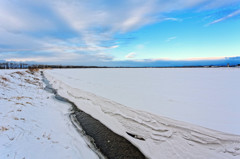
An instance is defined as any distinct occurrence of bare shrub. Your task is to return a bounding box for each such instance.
[0,76,9,82]
[14,71,25,76]
[0,126,9,131]
[24,79,40,86]
[0,76,9,87]
[27,67,39,74]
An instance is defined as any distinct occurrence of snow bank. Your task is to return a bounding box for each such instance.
[44,69,240,159]
[0,70,98,159]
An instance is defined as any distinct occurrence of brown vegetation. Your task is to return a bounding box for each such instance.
[0,76,9,87]
[13,96,33,100]
[24,78,40,86]
[0,126,9,131]
[14,71,25,76]
[0,76,9,82]
[27,68,39,74]
[15,103,25,106]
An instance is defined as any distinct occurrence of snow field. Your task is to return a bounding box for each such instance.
[45,68,240,159]
[44,68,240,134]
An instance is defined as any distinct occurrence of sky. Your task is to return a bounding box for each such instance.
[0,0,240,66]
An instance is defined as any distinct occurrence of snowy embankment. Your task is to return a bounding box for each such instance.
[0,70,98,159]
[44,68,240,159]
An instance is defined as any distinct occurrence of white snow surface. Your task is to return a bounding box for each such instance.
[45,68,240,135]
[44,68,240,159]
[0,70,98,159]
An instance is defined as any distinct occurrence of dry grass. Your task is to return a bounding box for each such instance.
[26,102,32,105]
[11,96,33,100]
[15,103,25,106]
[24,78,39,86]
[0,76,9,87]
[0,126,9,131]
[0,76,9,82]
[16,96,24,100]
[14,71,25,76]
[6,96,32,103]
[27,68,39,74]
[33,77,40,81]
[42,133,51,140]
[0,81,6,87]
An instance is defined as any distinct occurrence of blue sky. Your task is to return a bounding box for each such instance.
[0,0,240,66]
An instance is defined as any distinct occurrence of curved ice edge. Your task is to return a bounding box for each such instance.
[44,70,240,159]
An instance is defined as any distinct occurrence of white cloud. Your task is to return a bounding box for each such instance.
[0,0,239,64]
[166,36,177,42]
[3,50,114,64]
[0,1,56,32]
[51,0,236,47]
[207,9,240,25]
[163,17,182,22]
[200,0,240,10]
[136,44,145,50]
[125,52,136,58]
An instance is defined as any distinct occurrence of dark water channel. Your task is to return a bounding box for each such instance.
[41,72,146,159]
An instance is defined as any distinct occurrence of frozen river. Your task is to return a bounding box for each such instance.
[45,68,240,135]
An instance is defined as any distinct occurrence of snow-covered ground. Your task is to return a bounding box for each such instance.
[44,68,240,159]
[0,70,98,159]
[45,68,240,135]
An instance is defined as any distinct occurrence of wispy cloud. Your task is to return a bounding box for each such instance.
[0,45,119,53]
[207,9,240,25]
[125,52,136,59]
[163,17,182,22]
[136,44,145,50]
[166,36,177,42]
